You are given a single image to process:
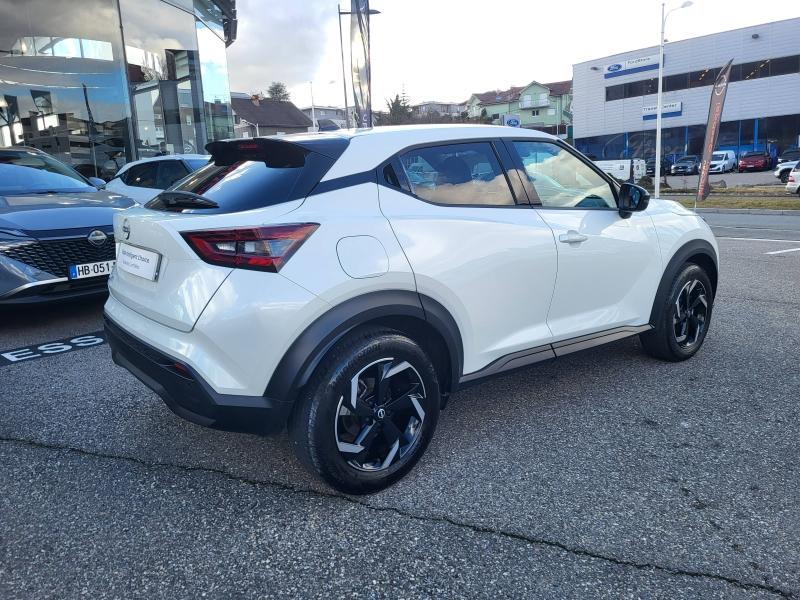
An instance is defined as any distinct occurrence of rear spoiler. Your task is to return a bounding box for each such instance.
[205,136,349,168]
[206,138,309,168]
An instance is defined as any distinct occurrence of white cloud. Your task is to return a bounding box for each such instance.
[229,0,800,109]
[226,0,336,96]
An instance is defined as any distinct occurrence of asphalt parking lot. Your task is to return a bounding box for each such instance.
[1,215,799,599]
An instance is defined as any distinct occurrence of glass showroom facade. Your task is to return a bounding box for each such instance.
[0,0,236,179]
[576,114,800,162]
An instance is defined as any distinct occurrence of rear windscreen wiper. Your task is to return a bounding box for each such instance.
[145,191,219,211]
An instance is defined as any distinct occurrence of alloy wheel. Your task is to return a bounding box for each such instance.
[334,358,427,472]
[673,279,709,348]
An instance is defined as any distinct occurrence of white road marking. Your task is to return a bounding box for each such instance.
[717,237,800,243]
[713,226,800,233]
[765,247,800,255]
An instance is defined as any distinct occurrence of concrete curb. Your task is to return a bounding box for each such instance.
[693,208,800,215]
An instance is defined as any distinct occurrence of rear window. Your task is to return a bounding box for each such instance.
[165,140,341,214]
[186,158,210,170]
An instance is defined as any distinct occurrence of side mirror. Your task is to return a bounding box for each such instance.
[618,182,650,218]
[88,177,106,189]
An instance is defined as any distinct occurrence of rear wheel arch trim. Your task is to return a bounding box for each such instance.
[649,239,718,324]
[264,290,463,404]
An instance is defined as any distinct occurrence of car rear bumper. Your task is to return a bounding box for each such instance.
[105,315,292,435]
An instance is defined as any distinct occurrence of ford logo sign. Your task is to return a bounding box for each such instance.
[506,118,520,127]
[607,63,622,72]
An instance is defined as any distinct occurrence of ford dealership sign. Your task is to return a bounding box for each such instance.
[604,55,659,78]
[642,101,682,120]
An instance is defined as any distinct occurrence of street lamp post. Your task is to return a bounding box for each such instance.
[240,117,259,137]
[654,0,693,198]
[309,81,316,131]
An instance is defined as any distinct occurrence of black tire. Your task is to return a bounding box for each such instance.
[289,326,440,494]
[640,263,714,362]
[780,171,789,184]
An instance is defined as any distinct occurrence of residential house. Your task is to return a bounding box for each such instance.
[411,101,467,119]
[466,81,573,136]
[466,87,524,120]
[231,92,312,137]
[300,105,350,129]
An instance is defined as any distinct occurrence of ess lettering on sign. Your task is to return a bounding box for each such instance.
[0,333,106,366]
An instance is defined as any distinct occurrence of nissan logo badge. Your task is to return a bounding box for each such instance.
[87,230,108,247]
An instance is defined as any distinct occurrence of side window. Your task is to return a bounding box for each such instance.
[123,162,159,188]
[512,141,617,209]
[397,142,515,206]
[156,160,190,189]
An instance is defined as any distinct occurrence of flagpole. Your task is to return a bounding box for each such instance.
[337,5,351,129]
[366,8,372,127]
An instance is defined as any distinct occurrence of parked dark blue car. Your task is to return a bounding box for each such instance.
[0,147,134,304]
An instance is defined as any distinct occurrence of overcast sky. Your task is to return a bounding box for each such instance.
[226,0,800,110]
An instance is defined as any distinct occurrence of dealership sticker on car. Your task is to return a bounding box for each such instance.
[68,260,116,280]
[117,243,161,281]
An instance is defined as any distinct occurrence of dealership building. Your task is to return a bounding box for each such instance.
[0,0,237,178]
[572,17,800,162]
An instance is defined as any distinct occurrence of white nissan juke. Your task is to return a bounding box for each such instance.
[105,125,719,494]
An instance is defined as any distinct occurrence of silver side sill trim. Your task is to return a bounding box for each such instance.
[551,325,653,357]
[459,324,654,384]
[0,277,69,299]
[460,345,554,383]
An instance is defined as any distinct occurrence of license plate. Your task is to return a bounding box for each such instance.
[68,260,116,280]
[117,243,161,281]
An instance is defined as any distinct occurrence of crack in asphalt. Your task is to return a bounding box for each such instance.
[0,435,793,599]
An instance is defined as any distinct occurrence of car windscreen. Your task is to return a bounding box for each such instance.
[0,149,93,195]
[166,152,335,214]
[711,153,725,160]
[677,156,697,163]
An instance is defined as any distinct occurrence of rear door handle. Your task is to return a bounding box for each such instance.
[558,230,588,244]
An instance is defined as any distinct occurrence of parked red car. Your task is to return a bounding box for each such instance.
[738,151,772,172]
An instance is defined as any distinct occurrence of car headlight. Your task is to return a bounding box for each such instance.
[0,228,32,248]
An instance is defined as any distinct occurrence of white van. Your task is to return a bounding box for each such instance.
[709,150,736,173]
[593,159,646,183]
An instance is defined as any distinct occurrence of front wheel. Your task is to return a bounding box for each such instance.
[289,326,440,494]
[780,171,789,183]
[640,263,714,361]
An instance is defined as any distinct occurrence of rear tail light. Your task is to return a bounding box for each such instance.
[181,223,318,272]
[790,176,796,183]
